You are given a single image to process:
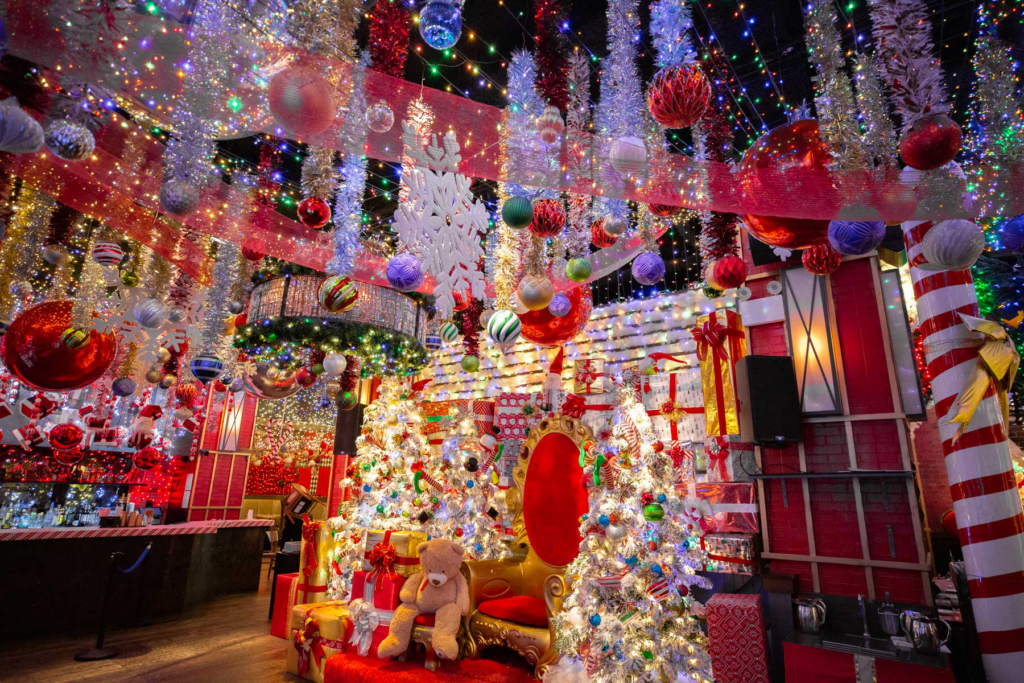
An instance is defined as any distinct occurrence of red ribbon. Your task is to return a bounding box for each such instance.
[648,352,691,369]
[562,393,613,419]
[707,438,730,480]
[301,514,322,578]
[644,374,703,441]
[691,314,744,435]
[292,608,347,676]
[366,529,398,590]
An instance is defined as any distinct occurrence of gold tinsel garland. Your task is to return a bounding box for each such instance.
[0,185,46,320]
[70,225,116,330]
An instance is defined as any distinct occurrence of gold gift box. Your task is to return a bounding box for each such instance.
[363,529,428,578]
[297,521,336,605]
[695,309,746,438]
[287,601,350,683]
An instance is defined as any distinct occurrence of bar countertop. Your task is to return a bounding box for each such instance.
[0,517,272,541]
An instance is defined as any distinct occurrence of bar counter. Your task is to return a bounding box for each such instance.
[0,519,272,639]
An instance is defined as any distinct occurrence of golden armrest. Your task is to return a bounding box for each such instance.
[542,573,567,617]
[461,558,525,614]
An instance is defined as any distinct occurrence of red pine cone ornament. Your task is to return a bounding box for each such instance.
[711,255,747,290]
[802,244,843,275]
[528,199,566,238]
[590,220,618,248]
[647,64,712,129]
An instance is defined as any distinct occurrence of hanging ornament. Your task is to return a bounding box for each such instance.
[537,104,564,144]
[61,327,90,349]
[899,114,962,171]
[323,353,347,376]
[647,64,711,129]
[802,244,843,275]
[591,220,618,248]
[317,275,359,313]
[44,120,95,161]
[241,244,265,261]
[519,285,591,347]
[827,220,887,256]
[366,100,395,134]
[133,299,169,329]
[517,274,554,311]
[42,244,69,265]
[133,447,162,471]
[920,220,985,271]
[268,66,336,139]
[91,241,124,268]
[703,263,722,290]
[160,178,200,216]
[604,218,627,237]
[502,196,533,229]
[702,284,723,299]
[632,253,666,285]
[1002,216,1024,253]
[528,199,566,238]
[548,293,571,317]
[3,301,116,391]
[145,368,163,384]
[296,367,318,388]
[49,423,84,451]
[120,270,140,288]
[189,353,224,384]
[486,309,522,346]
[440,321,460,343]
[609,136,647,176]
[738,120,832,250]
[386,253,426,292]
[0,99,43,154]
[111,377,137,397]
[647,203,682,218]
[242,363,301,400]
[297,196,332,229]
[53,447,85,467]
[419,1,462,50]
[711,255,747,290]
[176,382,199,405]
[227,301,246,316]
[566,257,592,283]
[461,354,480,372]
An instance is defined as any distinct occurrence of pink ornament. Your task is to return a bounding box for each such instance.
[899,114,962,171]
[268,66,336,139]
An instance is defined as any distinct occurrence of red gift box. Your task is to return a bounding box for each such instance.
[695,482,759,534]
[561,393,615,439]
[706,593,769,683]
[419,399,493,444]
[705,436,756,483]
[272,572,299,639]
[350,569,407,611]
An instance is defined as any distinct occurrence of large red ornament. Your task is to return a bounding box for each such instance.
[297,196,332,229]
[528,199,566,238]
[590,220,618,249]
[647,203,682,218]
[133,447,162,471]
[519,286,592,347]
[296,367,318,388]
[899,114,962,171]
[53,447,85,467]
[647,64,712,129]
[241,244,265,261]
[2,301,116,391]
[802,243,843,275]
[49,423,84,451]
[711,255,748,290]
[738,120,833,250]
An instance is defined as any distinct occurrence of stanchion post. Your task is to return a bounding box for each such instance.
[74,551,123,661]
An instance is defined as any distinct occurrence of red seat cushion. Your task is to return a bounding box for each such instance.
[413,614,435,627]
[477,596,549,628]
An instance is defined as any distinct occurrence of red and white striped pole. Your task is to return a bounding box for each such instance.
[904,218,1024,681]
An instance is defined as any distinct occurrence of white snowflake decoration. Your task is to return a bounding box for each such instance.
[393,121,487,319]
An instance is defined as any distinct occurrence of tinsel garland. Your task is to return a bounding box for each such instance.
[853,54,899,170]
[141,249,175,302]
[289,0,361,63]
[0,184,39,320]
[650,0,696,68]
[504,49,553,198]
[301,148,337,202]
[28,196,71,295]
[328,53,369,276]
[566,51,593,259]
[524,235,546,276]
[399,97,434,204]
[803,0,866,170]
[53,0,130,70]
[533,0,569,112]
[694,57,740,263]
[368,0,409,79]
[339,355,359,394]
[867,0,949,130]
[461,298,483,358]
[46,216,88,299]
[196,239,242,376]
[70,226,113,330]
[255,142,283,208]
[492,219,518,309]
[967,33,1023,166]
[117,341,139,381]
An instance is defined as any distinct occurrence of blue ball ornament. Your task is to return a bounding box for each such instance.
[631,252,665,285]
[363,484,371,492]
[467,480,474,488]
[548,293,571,317]
[1002,215,1024,253]
[419,1,462,50]
[827,220,887,256]
[386,253,426,292]
[625,555,638,566]
[651,563,664,576]
[598,513,610,527]
[589,614,602,627]
[657,493,667,503]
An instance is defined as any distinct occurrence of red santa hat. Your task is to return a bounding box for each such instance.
[548,348,564,376]
[138,405,164,420]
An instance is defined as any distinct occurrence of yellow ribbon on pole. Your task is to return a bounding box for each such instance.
[946,314,1020,442]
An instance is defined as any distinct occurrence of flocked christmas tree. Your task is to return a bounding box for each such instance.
[550,384,713,683]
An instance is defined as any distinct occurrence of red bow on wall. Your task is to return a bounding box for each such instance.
[691,316,743,363]
[301,514,322,578]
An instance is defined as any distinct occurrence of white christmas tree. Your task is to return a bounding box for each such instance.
[550,385,713,683]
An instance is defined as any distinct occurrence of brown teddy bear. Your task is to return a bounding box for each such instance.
[376,538,469,661]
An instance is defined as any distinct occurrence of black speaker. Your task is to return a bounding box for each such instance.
[735,355,802,445]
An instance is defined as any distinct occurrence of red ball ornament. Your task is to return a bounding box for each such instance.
[712,255,748,290]
[49,423,84,451]
[296,367,318,388]
[234,312,248,327]
[941,508,958,536]
[528,199,566,238]
[133,447,162,471]
[241,244,265,261]
[647,203,682,218]
[738,120,834,250]
[899,114,962,171]
[2,301,116,391]
[678,585,689,597]
[268,65,337,139]
[175,382,200,406]
[647,540,658,551]
[53,447,85,467]
[652,441,665,453]
[455,528,464,538]
[802,243,843,275]
[297,196,331,229]
[590,220,618,249]
[647,64,712,129]
[519,286,592,347]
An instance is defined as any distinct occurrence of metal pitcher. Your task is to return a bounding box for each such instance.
[795,597,827,634]
[900,610,951,655]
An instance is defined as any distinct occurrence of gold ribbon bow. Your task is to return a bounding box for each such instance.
[946,314,1019,442]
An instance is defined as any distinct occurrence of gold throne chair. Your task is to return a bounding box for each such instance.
[460,415,591,679]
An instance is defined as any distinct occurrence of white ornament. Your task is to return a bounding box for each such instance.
[392,121,487,319]
[920,219,985,271]
[323,353,347,376]
[609,135,647,175]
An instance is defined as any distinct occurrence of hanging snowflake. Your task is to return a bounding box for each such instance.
[392,121,487,319]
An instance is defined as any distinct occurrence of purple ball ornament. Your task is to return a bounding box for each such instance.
[1002,215,1024,253]
[631,252,666,286]
[827,220,887,256]
[386,253,426,292]
[111,377,137,397]
[548,293,572,317]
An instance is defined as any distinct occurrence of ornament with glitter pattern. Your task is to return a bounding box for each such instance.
[801,244,843,275]
[44,120,95,161]
[566,257,592,283]
[647,64,711,129]
[133,299,169,329]
[419,1,462,50]
[160,178,200,216]
[632,252,666,285]
[591,220,618,249]
[518,274,554,311]
[297,197,331,229]
[528,199,566,238]
[502,196,533,229]
[366,100,395,133]
[386,253,426,292]
[899,114,962,171]
[919,219,985,271]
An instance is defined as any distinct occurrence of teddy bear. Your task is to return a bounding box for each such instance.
[376,538,469,661]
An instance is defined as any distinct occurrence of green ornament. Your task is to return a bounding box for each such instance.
[376,504,385,513]
[643,503,665,522]
[61,327,90,350]
[390,491,399,498]
[431,496,439,504]
[120,270,140,287]
[362,463,371,471]
[310,363,324,375]
[642,651,654,661]
[501,196,533,229]
[461,354,480,372]
[565,257,592,283]
[702,283,723,299]
[414,497,422,506]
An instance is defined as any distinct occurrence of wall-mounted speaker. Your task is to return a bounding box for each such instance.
[735,355,802,444]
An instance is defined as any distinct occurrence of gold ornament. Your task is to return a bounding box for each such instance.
[517,274,553,311]
[145,368,162,383]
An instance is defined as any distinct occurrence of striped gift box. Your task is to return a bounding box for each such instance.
[595,569,628,592]
[647,578,671,601]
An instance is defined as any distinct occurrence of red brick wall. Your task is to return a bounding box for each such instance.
[912,405,952,533]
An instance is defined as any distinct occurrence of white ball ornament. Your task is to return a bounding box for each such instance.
[604,218,628,237]
[133,299,169,328]
[487,309,522,346]
[440,321,460,343]
[91,241,124,268]
[323,353,347,376]
[160,178,200,216]
[537,104,564,144]
[920,219,985,271]
[609,135,647,176]
[517,274,554,311]
[366,100,395,134]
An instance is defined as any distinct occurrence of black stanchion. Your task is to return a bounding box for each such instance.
[74,551,123,662]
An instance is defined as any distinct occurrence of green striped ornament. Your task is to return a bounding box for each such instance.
[487,310,521,346]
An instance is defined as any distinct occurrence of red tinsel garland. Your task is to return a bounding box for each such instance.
[698,53,740,262]
[534,0,569,112]
[340,355,359,395]
[369,0,410,80]
[461,298,483,358]
[255,142,282,208]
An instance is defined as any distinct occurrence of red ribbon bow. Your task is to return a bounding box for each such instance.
[301,514,322,578]
[366,530,398,590]
[562,394,586,418]
[293,615,326,677]
[706,438,730,480]
[691,316,743,363]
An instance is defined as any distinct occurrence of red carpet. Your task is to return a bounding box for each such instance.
[323,651,534,683]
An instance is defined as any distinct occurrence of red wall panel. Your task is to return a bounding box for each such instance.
[871,568,925,603]
[818,563,869,597]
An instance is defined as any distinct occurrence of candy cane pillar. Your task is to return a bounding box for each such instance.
[904,219,1024,681]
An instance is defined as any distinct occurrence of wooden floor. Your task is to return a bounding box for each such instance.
[2,559,297,683]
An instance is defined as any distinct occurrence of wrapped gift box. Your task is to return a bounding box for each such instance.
[642,368,705,444]
[707,593,769,683]
[693,309,746,437]
[573,359,605,395]
[494,393,544,487]
[363,529,426,579]
[419,400,494,444]
[703,533,760,575]
[350,569,407,610]
[297,518,333,606]
[287,602,351,683]
[562,393,616,439]
[622,362,643,401]
[272,572,299,639]
[696,482,759,534]
[705,436,756,483]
